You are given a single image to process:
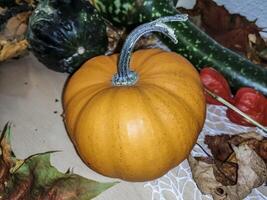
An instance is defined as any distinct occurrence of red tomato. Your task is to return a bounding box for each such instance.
[200,67,233,105]
[227,87,267,126]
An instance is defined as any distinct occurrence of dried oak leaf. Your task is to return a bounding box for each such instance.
[189,144,267,200]
[0,124,117,200]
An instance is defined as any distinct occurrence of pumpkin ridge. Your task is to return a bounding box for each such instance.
[136,87,172,162]
[133,50,168,74]
[134,51,194,75]
[142,74,205,127]
[139,70,200,82]
[137,87,178,166]
[131,49,163,71]
[66,78,112,98]
[84,55,117,74]
[72,87,113,143]
[109,53,119,64]
[143,84,199,145]
[109,89,127,179]
[66,56,117,94]
[140,85,198,168]
[64,83,109,107]
[64,84,109,135]
[141,83,202,130]
[74,88,119,177]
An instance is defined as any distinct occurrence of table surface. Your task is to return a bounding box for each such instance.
[1,53,267,200]
[0,55,155,200]
[1,2,267,199]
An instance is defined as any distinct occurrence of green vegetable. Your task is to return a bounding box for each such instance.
[0,0,21,7]
[27,0,108,73]
[90,0,267,95]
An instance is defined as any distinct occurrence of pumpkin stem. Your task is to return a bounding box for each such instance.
[112,14,188,86]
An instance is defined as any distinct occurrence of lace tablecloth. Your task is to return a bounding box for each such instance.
[145,105,267,200]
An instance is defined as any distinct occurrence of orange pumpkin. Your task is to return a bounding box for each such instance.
[63,15,206,181]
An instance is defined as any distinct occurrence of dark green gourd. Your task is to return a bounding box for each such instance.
[27,0,108,73]
[90,0,267,95]
[0,0,19,7]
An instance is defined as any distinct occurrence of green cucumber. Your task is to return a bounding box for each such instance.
[90,0,267,95]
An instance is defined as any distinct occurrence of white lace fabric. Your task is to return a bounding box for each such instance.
[145,105,267,200]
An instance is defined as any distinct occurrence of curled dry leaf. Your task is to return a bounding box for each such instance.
[0,124,117,200]
[189,144,267,200]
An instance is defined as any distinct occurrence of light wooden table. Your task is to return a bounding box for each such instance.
[0,55,152,200]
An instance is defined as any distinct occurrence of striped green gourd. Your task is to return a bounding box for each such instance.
[90,0,267,95]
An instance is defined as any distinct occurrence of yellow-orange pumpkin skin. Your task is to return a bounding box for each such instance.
[63,49,206,182]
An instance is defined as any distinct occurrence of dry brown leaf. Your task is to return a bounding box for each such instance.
[189,144,267,200]
[0,124,14,193]
[259,140,267,162]
[204,132,267,163]
[0,1,34,62]
[178,0,267,67]
[194,157,238,186]
[0,39,28,61]
[189,155,221,195]
[231,145,267,197]
[106,23,126,55]
[1,11,31,40]
[213,161,237,186]
[259,49,267,61]
[205,134,232,161]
